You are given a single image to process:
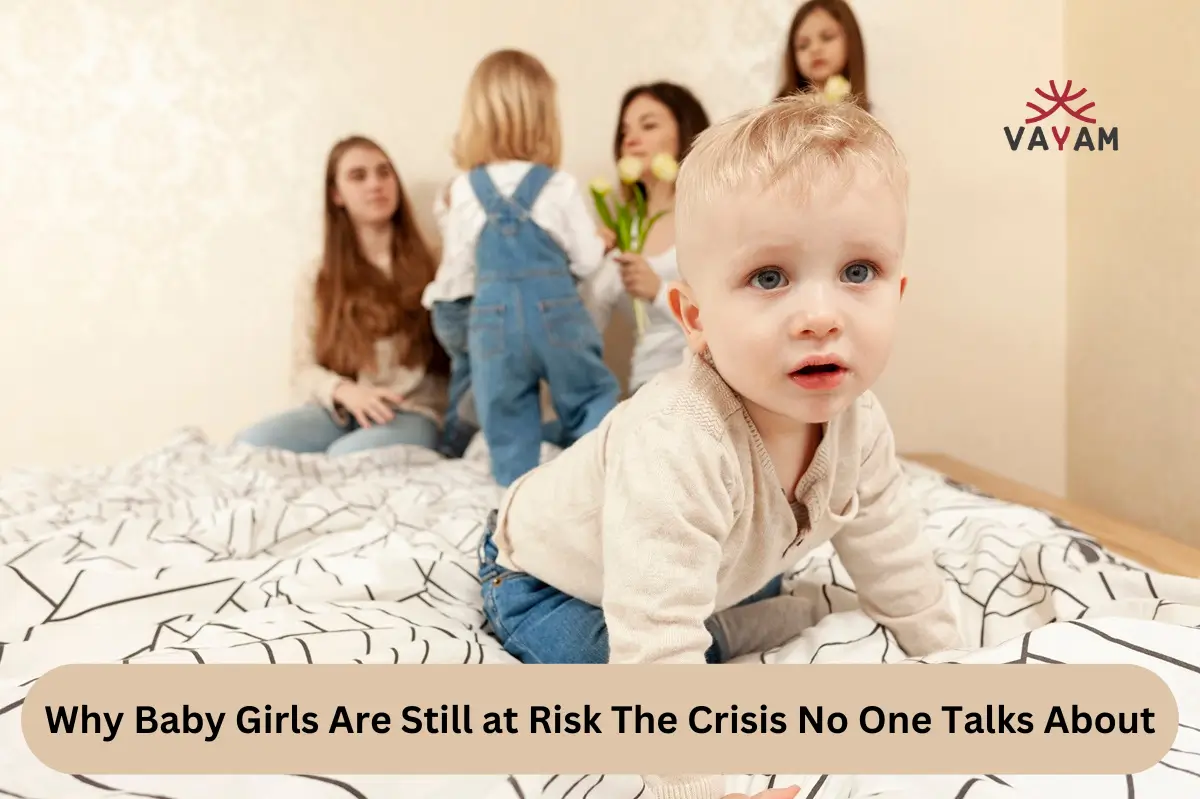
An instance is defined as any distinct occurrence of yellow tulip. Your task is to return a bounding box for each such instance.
[649,152,679,182]
[589,177,612,195]
[616,155,644,184]
[823,74,852,102]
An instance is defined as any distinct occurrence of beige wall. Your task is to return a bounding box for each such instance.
[1065,0,1200,544]
[0,1,1069,495]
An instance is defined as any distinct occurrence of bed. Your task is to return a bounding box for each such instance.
[2,430,1199,799]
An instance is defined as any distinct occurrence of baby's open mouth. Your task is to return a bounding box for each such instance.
[790,360,847,390]
[792,363,843,376]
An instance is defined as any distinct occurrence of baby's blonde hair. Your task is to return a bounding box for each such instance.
[452,49,562,171]
[676,92,908,239]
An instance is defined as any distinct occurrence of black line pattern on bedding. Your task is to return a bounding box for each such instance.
[1,428,1199,799]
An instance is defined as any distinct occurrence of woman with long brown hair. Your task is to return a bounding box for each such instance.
[235,135,449,456]
[775,0,871,111]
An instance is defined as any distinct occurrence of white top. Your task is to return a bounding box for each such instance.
[581,246,689,392]
[422,161,608,308]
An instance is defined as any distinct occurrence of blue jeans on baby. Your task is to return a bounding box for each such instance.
[467,165,620,487]
[477,511,784,664]
[234,403,439,456]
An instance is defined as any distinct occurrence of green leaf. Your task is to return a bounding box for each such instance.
[591,191,617,231]
[643,209,668,234]
[632,183,648,223]
[633,210,668,252]
[616,204,632,251]
[635,214,649,253]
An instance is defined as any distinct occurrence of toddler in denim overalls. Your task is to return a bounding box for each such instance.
[468,165,619,485]
[423,49,620,486]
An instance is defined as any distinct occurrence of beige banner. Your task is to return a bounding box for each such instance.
[23,663,1176,776]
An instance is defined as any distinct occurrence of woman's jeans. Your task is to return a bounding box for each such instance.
[477,510,783,664]
[234,403,439,456]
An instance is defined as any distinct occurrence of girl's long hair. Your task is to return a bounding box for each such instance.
[313,136,448,379]
[776,0,871,112]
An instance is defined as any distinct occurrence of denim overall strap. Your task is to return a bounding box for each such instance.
[509,164,554,213]
[467,164,554,223]
[467,167,509,219]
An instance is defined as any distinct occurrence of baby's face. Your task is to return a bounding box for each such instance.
[674,169,907,430]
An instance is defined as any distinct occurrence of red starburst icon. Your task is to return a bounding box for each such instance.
[1024,80,1097,124]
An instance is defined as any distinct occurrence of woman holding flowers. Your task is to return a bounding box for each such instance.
[582,82,710,395]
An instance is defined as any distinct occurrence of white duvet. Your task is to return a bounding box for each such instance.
[2,429,1199,799]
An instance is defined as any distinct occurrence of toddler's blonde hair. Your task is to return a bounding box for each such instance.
[676,92,908,237]
[452,49,562,171]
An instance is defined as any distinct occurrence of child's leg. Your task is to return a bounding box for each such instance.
[478,537,609,664]
[469,305,544,487]
[707,579,828,663]
[532,296,621,443]
[539,418,568,448]
[476,511,743,664]
[431,298,477,458]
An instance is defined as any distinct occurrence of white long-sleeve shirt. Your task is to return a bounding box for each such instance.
[422,161,608,309]
[580,246,689,392]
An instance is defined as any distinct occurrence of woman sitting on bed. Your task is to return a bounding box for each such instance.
[235,135,450,456]
[580,81,710,395]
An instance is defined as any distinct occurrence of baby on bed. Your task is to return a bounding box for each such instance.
[476,92,965,798]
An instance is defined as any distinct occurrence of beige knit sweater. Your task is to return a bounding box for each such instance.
[494,351,964,799]
[290,258,448,426]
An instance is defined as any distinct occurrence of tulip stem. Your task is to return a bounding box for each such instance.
[589,157,679,340]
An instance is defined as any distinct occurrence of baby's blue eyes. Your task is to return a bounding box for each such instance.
[750,268,787,291]
[843,263,875,284]
[747,263,878,290]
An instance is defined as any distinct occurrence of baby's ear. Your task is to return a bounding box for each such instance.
[667,280,706,354]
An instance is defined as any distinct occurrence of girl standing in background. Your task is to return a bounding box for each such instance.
[235,136,449,456]
[581,81,710,395]
[776,0,871,111]
[425,49,620,486]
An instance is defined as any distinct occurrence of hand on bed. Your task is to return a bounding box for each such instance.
[332,382,404,427]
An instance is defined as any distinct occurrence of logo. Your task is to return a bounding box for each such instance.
[1004,80,1117,152]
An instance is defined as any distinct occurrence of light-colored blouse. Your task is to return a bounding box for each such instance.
[290,258,448,426]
